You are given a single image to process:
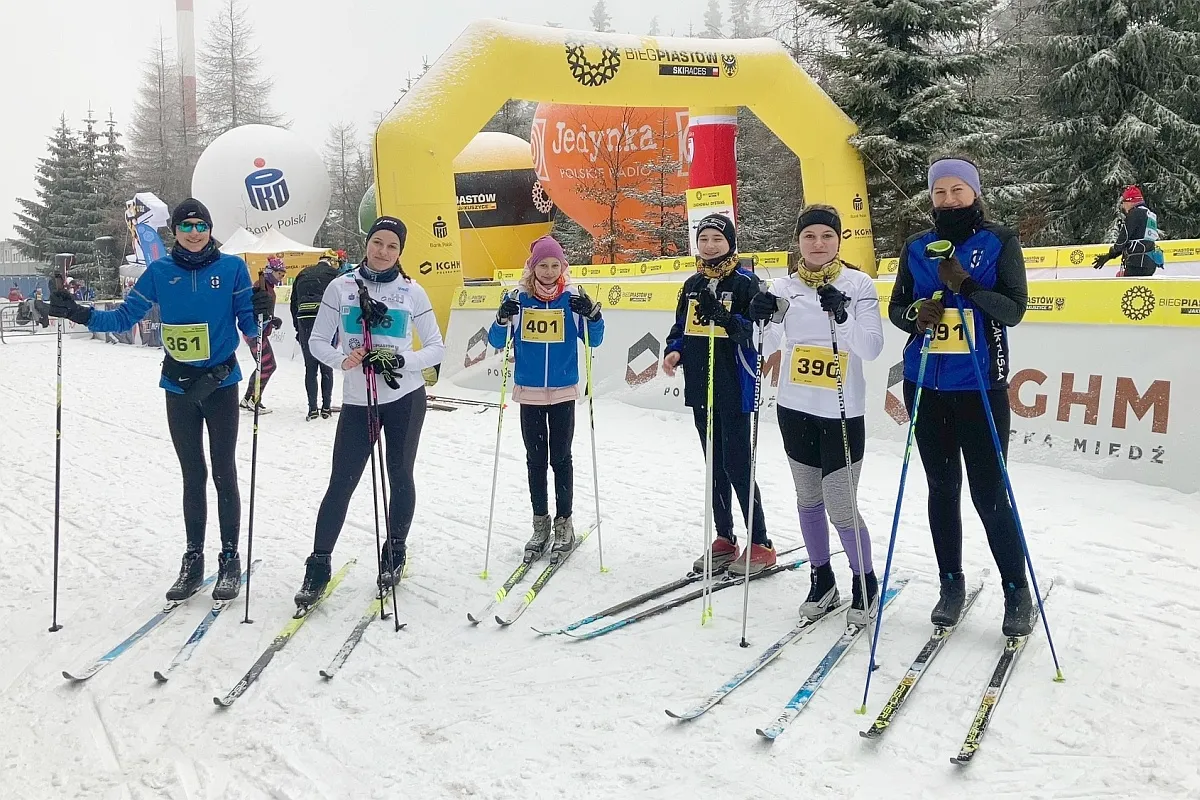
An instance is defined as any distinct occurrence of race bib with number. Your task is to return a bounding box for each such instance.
[684,298,731,338]
[521,308,566,343]
[929,309,974,355]
[788,344,847,390]
[341,305,411,338]
[162,323,211,363]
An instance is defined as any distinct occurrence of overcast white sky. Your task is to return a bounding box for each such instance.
[0,0,709,242]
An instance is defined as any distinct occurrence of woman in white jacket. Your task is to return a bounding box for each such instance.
[748,205,885,625]
[293,216,445,607]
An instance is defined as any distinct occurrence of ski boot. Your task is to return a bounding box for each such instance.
[212,550,242,601]
[294,553,332,608]
[692,536,739,575]
[550,516,575,559]
[320,407,332,419]
[931,571,967,628]
[378,539,406,590]
[524,514,552,561]
[728,541,777,576]
[798,563,840,620]
[847,570,879,627]
[240,397,271,414]
[166,550,204,602]
[306,410,320,421]
[1002,581,1035,637]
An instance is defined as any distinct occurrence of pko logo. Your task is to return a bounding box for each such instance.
[245,158,290,212]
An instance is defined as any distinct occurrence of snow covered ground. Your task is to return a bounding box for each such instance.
[2,331,1199,800]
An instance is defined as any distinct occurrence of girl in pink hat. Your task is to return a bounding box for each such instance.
[488,236,604,561]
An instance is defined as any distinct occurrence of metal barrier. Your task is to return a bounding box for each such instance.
[0,301,92,344]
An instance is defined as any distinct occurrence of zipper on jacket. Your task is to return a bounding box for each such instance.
[543,297,550,389]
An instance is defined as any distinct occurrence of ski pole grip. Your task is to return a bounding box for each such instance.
[925,240,954,261]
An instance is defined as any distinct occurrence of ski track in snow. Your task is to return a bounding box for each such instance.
[2,335,1199,799]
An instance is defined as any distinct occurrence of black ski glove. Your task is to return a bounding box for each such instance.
[251,286,273,318]
[569,290,602,322]
[47,289,91,326]
[364,346,404,390]
[695,288,732,327]
[1092,253,1111,269]
[497,295,520,324]
[817,284,850,324]
[747,291,779,323]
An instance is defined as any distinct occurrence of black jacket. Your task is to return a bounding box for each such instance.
[664,267,759,413]
[290,262,339,329]
[1109,204,1163,274]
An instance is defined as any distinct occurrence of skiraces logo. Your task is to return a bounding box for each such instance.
[244,158,290,212]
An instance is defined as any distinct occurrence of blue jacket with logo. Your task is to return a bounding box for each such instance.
[86,252,259,393]
[486,287,604,389]
[887,222,1027,391]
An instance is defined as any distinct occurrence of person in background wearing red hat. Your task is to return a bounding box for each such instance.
[489,235,604,561]
[1093,186,1164,277]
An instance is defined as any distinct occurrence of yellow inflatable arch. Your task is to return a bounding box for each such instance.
[375,20,875,335]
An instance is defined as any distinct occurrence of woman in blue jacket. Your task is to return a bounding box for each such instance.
[49,199,272,603]
[488,236,603,559]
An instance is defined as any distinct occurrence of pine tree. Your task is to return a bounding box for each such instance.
[626,121,688,260]
[13,117,93,266]
[704,0,724,37]
[1027,0,1200,241]
[128,33,194,205]
[198,0,284,137]
[730,0,752,37]
[551,212,595,266]
[94,113,130,297]
[66,109,109,280]
[317,122,374,260]
[482,100,537,137]
[648,17,661,36]
[798,0,1004,256]
[590,1,613,33]
[736,109,804,253]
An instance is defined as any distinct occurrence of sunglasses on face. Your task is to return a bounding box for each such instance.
[177,221,209,233]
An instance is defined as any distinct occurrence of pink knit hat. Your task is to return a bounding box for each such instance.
[526,235,567,269]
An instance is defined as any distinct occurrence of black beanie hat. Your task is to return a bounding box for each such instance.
[171,198,213,230]
[366,216,408,253]
[695,213,736,252]
[795,206,842,238]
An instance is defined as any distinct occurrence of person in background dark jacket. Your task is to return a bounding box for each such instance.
[663,214,773,575]
[888,155,1034,638]
[291,255,339,419]
[1092,186,1164,277]
[241,256,286,413]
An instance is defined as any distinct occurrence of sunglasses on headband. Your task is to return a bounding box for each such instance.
[177,221,209,233]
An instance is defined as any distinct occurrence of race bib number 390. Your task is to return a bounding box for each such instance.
[162,323,211,363]
[521,308,565,343]
[684,298,730,338]
[789,344,846,390]
[929,309,974,355]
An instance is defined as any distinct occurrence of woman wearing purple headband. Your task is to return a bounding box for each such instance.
[886,156,1034,637]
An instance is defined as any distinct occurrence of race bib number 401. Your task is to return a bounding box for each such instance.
[521,308,566,343]
[788,344,847,390]
[162,323,211,363]
[684,298,731,338]
[929,308,974,355]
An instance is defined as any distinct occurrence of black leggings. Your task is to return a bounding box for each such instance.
[312,387,427,555]
[903,382,1027,585]
[520,401,575,519]
[164,385,241,552]
[298,317,333,412]
[691,407,768,546]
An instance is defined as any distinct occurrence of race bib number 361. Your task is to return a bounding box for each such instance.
[929,309,974,355]
[789,344,846,390]
[684,298,731,338]
[162,323,211,363]
[521,308,566,343]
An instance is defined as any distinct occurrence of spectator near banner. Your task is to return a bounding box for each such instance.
[1093,186,1164,277]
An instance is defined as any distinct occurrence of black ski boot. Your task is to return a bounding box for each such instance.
[378,539,407,590]
[166,551,204,602]
[931,571,967,628]
[847,570,879,627]
[798,563,840,620]
[294,553,332,607]
[1002,581,1035,637]
[212,550,242,601]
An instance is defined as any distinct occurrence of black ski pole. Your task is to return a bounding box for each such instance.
[48,252,73,633]
[242,314,267,625]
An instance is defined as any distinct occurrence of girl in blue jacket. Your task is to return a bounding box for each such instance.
[487,236,603,560]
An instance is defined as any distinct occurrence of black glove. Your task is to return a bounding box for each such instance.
[695,288,731,327]
[251,286,273,318]
[364,346,404,390]
[817,284,850,324]
[497,295,521,324]
[569,291,602,321]
[47,289,91,326]
[1092,253,1111,269]
[914,298,944,334]
[748,291,779,323]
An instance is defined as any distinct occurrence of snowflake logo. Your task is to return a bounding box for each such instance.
[607,285,622,306]
[532,181,554,215]
[1120,285,1155,321]
[564,42,621,87]
[1070,249,1086,266]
